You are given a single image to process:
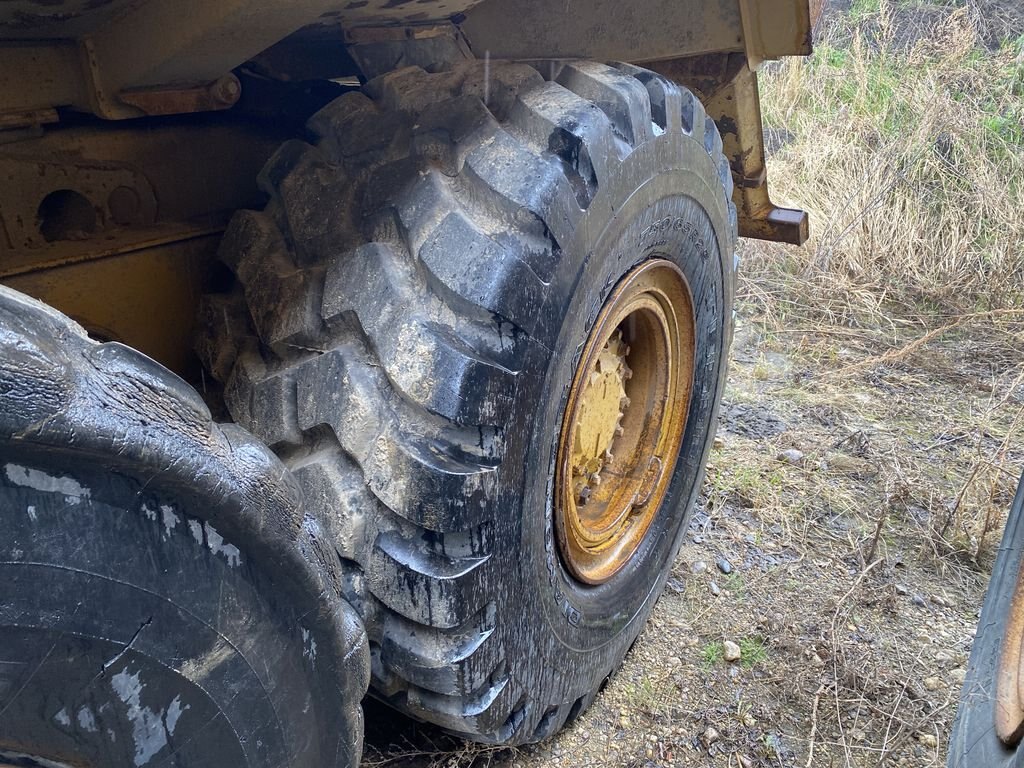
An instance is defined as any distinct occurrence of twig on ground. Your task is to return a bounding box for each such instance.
[829,309,1024,378]
[806,683,827,768]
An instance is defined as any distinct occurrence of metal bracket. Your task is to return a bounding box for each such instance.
[344,23,473,81]
[650,52,809,246]
[119,74,241,116]
[0,152,157,253]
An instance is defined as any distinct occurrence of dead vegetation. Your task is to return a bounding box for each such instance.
[748,0,1024,564]
[362,1,1023,765]
[754,0,1024,322]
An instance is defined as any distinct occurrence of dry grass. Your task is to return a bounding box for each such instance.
[746,0,1024,562]
[750,0,1024,324]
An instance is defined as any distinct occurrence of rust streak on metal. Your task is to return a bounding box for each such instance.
[996,559,1024,745]
[118,73,241,116]
[555,259,695,585]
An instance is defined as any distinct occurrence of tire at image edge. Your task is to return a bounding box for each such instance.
[0,285,369,768]
[950,472,1024,767]
[0,451,345,768]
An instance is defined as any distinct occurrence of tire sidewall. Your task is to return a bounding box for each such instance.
[951,473,1024,767]
[513,132,734,657]
[0,451,328,768]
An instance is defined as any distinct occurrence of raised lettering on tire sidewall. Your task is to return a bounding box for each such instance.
[518,136,732,657]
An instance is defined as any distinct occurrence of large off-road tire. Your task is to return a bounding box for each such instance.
[198,59,737,744]
[950,472,1024,767]
[0,287,368,768]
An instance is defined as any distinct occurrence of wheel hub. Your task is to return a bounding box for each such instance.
[571,330,631,507]
[555,259,696,585]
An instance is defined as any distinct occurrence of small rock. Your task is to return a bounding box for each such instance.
[666,577,686,594]
[935,649,958,667]
[923,677,945,691]
[709,581,721,597]
[811,653,825,667]
[667,656,682,667]
[702,726,720,748]
[930,594,950,608]
[776,448,805,466]
[950,667,967,686]
[716,558,733,575]
[911,594,928,609]
[895,583,910,596]
[620,716,631,729]
[713,436,725,450]
[916,732,938,749]
[742,712,756,727]
[723,640,742,662]
[738,755,753,768]
[691,560,708,574]
[851,728,866,742]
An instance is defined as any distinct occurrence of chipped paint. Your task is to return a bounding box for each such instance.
[26,504,36,521]
[165,695,187,734]
[142,503,157,521]
[187,518,203,544]
[204,522,241,567]
[110,667,181,766]
[77,705,98,732]
[160,504,179,539]
[53,707,70,726]
[301,626,318,664]
[5,463,90,504]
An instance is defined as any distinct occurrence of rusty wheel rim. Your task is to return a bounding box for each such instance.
[555,259,696,585]
[996,560,1024,745]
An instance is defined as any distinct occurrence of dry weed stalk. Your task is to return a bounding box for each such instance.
[828,308,1024,378]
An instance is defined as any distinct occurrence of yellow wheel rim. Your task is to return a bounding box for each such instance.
[555,259,696,585]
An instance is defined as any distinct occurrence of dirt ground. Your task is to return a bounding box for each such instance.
[360,269,1023,767]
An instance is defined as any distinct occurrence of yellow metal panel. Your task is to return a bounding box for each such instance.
[3,232,219,378]
[462,0,744,62]
[737,0,814,69]
[0,42,87,113]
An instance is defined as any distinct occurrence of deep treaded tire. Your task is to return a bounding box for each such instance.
[199,59,737,744]
[950,471,1024,767]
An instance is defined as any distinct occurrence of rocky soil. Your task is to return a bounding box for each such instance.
[362,282,1024,767]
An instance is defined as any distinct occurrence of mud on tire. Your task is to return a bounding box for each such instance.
[198,59,738,744]
[0,287,368,767]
